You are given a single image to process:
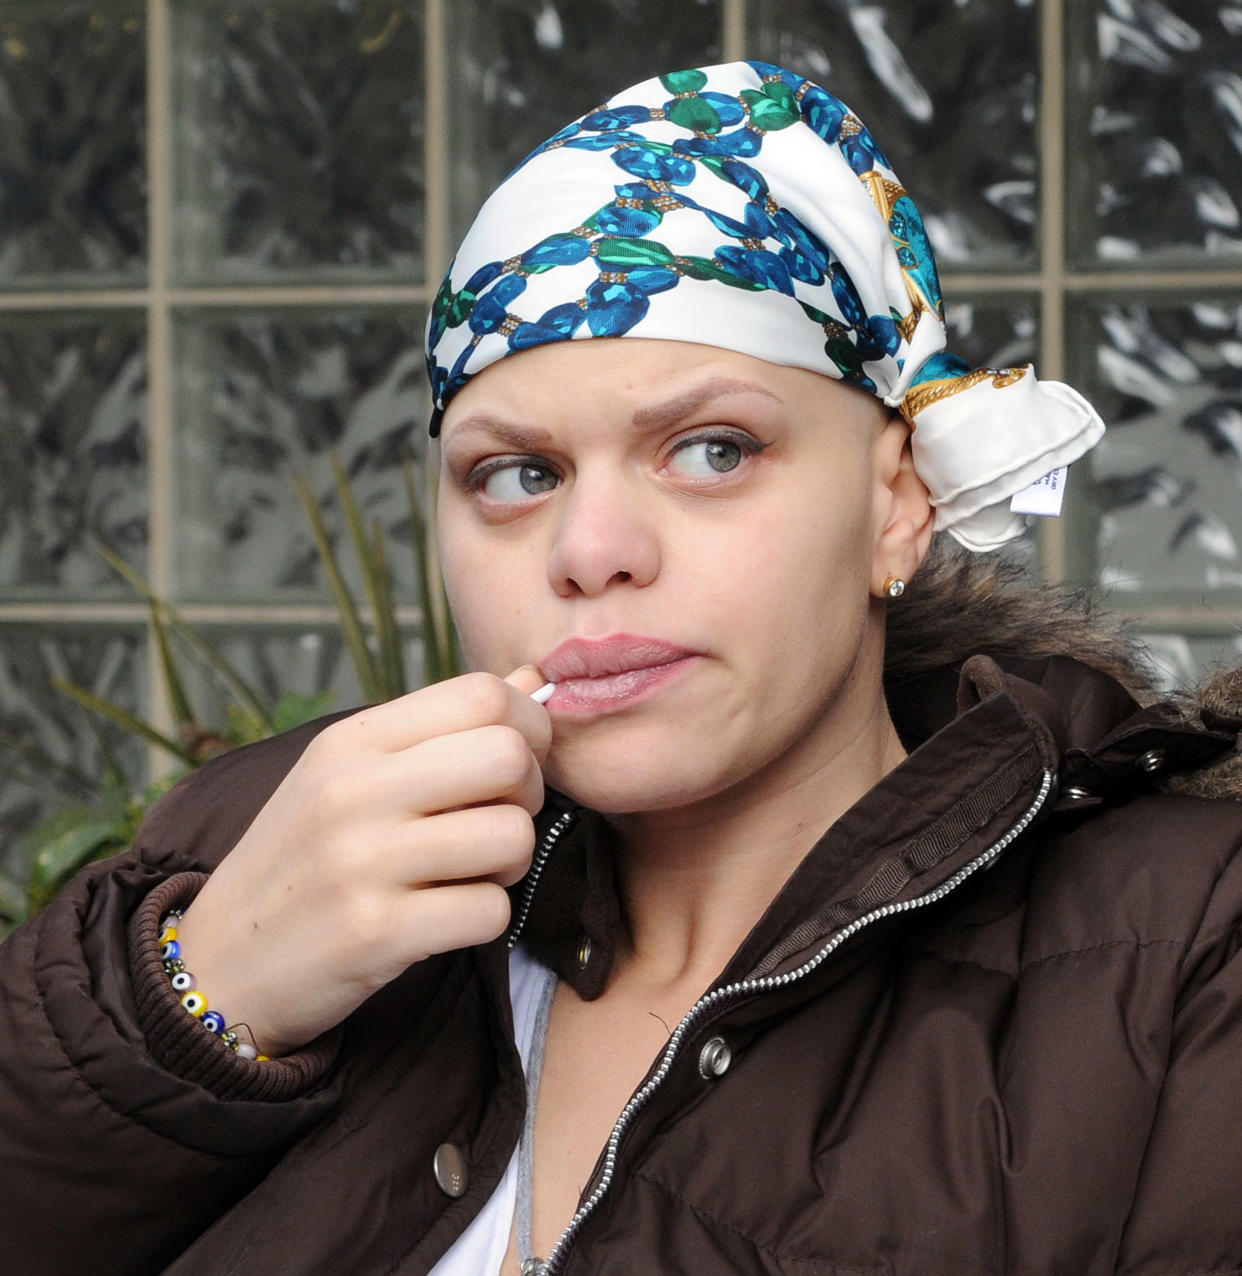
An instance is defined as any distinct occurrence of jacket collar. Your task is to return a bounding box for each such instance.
[517,655,1239,999]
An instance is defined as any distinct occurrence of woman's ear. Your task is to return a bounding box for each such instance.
[870,413,934,597]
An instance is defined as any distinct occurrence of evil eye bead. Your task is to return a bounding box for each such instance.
[157,925,178,946]
[170,970,196,994]
[199,1011,227,1035]
[179,990,208,1017]
[160,939,181,962]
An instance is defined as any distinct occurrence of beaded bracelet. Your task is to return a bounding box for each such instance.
[159,910,269,1061]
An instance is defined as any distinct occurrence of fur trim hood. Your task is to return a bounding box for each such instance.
[885,538,1242,803]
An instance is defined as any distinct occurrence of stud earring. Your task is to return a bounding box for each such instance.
[882,576,906,599]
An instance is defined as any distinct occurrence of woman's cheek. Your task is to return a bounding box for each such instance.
[441,546,532,674]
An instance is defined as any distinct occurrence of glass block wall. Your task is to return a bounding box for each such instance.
[2,0,1241,864]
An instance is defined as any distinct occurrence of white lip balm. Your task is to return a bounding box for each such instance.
[531,681,556,704]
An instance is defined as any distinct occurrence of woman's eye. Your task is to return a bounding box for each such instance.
[666,436,748,478]
[478,461,559,502]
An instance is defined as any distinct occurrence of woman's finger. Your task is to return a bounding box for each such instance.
[392,880,515,960]
[312,669,552,760]
[397,723,545,816]
[387,803,536,889]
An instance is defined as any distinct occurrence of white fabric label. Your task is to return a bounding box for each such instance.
[1009,466,1068,517]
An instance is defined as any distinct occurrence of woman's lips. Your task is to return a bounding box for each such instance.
[538,634,699,714]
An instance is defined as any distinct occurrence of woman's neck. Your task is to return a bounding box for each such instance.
[604,689,908,995]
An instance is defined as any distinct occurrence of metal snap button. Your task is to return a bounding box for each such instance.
[576,936,592,969]
[433,1142,468,1198]
[1135,749,1165,773]
[698,1036,732,1079]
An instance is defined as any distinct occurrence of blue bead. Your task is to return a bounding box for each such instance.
[537,302,590,337]
[702,208,753,240]
[522,233,593,270]
[700,92,746,127]
[584,279,651,336]
[160,939,181,962]
[856,314,902,362]
[720,159,769,202]
[676,128,762,159]
[715,246,794,295]
[801,86,847,144]
[828,263,867,327]
[582,105,652,131]
[626,267,679,296]
[200,1011,227,1035]
[468,274,528,335]
[564,131,644,153]
[595,204,662,237]
[611,146,696,185]
[462,260,504,296]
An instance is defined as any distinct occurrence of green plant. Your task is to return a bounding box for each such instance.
[0,452,457,935]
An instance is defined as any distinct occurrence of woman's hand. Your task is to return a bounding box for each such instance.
[171,666,552,1058]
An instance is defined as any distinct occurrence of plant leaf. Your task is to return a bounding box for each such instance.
[27,805,128,895]
[370,520,406,699]
[92,541,273,729]
[403,451,446,689]
[331,454,389,676]
[0,871,29,926]
[52,678,195,765]
[0,727,97,796]
[295,473,380,703]
[270,690,336,734]
[149,598,196,727]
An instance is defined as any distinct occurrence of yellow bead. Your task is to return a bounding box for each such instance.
[158,925,178,945]
[180,990,208,1017]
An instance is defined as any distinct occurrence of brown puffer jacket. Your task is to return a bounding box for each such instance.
[2,563,1242,1275]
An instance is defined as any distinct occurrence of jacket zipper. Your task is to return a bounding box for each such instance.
[508,809,577,951]
[532,768,1055,1275]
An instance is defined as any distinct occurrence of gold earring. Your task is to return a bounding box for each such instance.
[882,576,906,599]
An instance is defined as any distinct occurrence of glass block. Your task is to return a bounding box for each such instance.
[0,2,147,286]
[0,312,148,596]
[1068,1,1242,264]
[0,623,147,879]
[173,307,429,602]
[170,1,425,284]
[1066,298,1242,600]
[750,0,1039,270]
[1137,631,1242,695]
[943,295,1039,370]
[179,623,430,729]
[447,0,722,234]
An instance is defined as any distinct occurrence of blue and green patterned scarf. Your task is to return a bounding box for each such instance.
[426,61,1102,550]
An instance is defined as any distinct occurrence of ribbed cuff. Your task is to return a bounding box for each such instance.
[128,873,342,1102]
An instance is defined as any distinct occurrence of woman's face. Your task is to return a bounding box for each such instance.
[437,337,914,815]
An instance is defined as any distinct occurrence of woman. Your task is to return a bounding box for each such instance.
[2,62,1241,1275]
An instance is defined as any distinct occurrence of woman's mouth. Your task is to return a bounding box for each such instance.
[537,634,699,715]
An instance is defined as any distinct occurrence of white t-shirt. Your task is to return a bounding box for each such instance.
[428,943,552,1275]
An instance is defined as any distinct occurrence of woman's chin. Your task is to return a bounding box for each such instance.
[543,739,739,817]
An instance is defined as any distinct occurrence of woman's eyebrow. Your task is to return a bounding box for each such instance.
[442,416,554,452]
[631,378,781,430]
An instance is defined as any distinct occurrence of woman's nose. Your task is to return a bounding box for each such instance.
[545,473,660,598]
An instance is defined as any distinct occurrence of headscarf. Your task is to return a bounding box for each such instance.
[426,60,1103,551]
